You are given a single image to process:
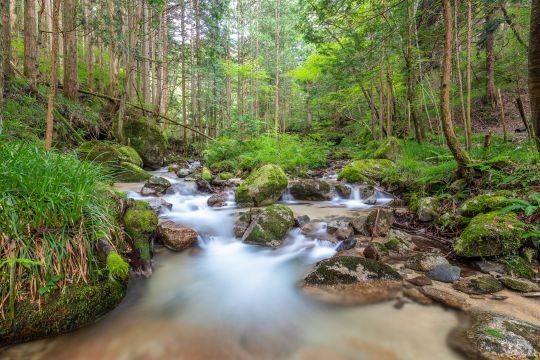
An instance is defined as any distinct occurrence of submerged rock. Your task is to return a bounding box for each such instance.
[289,179,332,200]
[453,275,503,295]
[454,211,526,257]
[426,264,461,283]
[242,205,295,248]
[157,220,199,251]
[403,287,433,305]
[337,159,393,184]
[373,136,404,162]
[406,253,449,272]
[235,164,288,207]
[301,256,403,305]
[449,312,540,360]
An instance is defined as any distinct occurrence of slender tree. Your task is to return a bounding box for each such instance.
[24,0,38,90]
[45,0,60,149]
[274,0,280,133]
[63,0,78,101]
[530,0,540,150]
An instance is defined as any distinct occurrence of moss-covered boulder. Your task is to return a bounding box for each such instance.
[503,256,535,280]
[97,185,128,222]
[365,207,394,236]
[235,164,288,207]
[289,179,331,201]
[406,253,449,272]
[123,201,158,262]
[78,141,150,182]
[453,275,503,295]
[119,116,169,167]
[242,205,295,248]
[0,279,127,346]
[454,211,526,257]
[373,136,404,162]
[363,242,389,260]
[202,166,212,181]
[417,197,439,222]
[168,164,181,172]
[500,276,540,292]
[219,172,234,180]
[141,176,171,196]
[458,194,507,217]
[384,229,414,254]
[337,159,393,184]
[106,251,129,282]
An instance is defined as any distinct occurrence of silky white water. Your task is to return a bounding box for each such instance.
[0,171,462,360]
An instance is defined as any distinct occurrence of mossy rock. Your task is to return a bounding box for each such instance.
[0,279,127,346]
[454,211,526,257]
[168,164,181,172]
[289,179,331,201]
[116,162,151,182]
[97,185,128,222]
[458,194,507,217]
[235,164,288,207]
[304,256,402,286]
[502,256,535,280]
[337,159,393,184]
[79,140,144,168]
[202,167,212,181]
[373,136,404,162]
[219,172,234,180]
[106,251,129,282]
[210,160,236,173]
[117,116,169,167]
[453,275,503,295]
[242,204,295,248]
[123,200,158,261]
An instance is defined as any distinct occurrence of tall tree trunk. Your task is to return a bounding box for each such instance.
[63,0,77,101]
[465,0,472,149]
[441,0,472,176]
[181,0,187,146]
[274,0,280,133]
[455,0,467,147]
[225,20,231,128]
[378,62,384,140]
[154,12,163,113]
[45,0,60,149]
[0,0,6,134]
[161,11,168,115]
[24,0,38,90]
[190,0,196,143]
[142,0,151,104]
[196,0,202,146]
[530,0,540,150]
[106,0,119,97]
[484,11,496,106]
[2,0,12,78]
[84,0,95,90]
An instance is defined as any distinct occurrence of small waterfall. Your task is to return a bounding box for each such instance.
[280,189,298,204]
[350,187,361,201]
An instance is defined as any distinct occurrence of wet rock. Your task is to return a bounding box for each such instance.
[235,164,288,207]
[499,276,540,292]
[490,295,508,301]
[407,276,433,286]
[522,292,540,298]
[123,201,158,264]
[453,275,503,295]
[385,230,414,254]
[403,287,433,305]
[426,264,461,283]
[143,198,173,214]
[454,211,526,257]
[207,192,229,207]
[301,257,403,305]
[295,215,310,228]
[472,260,507,274]
[196,177,216,194]
[335,238,357,252]
[503,255,535,280]
[417,197,438,222]
[289,179,332,201]
[365,208,394,236]
[406,253,449,272]
[157,220,199,251]
[373,136,404,162]
[327,219,354,240]
[363,242,389,261]
[449,312,540,360]
[337,159,394,184]
[334,183,352,198]
[176,168,194,178]
[458,194,508,217]
[242,205,295,248]
[350,214,369,235]
[233,209,262,238]
[420,286,467,309]
[140,176,171,196]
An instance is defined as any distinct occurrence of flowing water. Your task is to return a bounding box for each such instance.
[0,171,462,360]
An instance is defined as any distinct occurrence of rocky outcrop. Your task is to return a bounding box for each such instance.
[337,159,393,184]
[289,179,331,200]
[373,136,404,162]
[235,164,288,207]
[239,205,295,248]
[157,220,199,251]
[117,117,169,167]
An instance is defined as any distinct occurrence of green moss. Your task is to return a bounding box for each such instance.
[0,279,127,346]
[502,256,535,280]
[500,277,536,292]
[458,195,507,217]
[117,116,169,166]
[235,164,288,207]
[79,141,143,168]
[106,251,129,282]
[243,204,295,247]
[219,172,234,180]
[337,159,393,183]
[210,160,236,173]
[385,239,399,250]
[117,146,144,168]
[202,167,212,181]
[116,162,151,182]
[123,201,158,261]
[453,275,503,294]
[373,136,404,162]
[454,212,526,257]
[168,165,181,172]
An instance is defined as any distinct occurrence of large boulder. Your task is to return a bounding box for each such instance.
[78,141,150,182]
[365,208,394,236]
[118,117,169,167]
[373,136,404,162]
[235,164,288,207]
[241,205,295,248]
[140,176,171,196]
[449,312,540,360]
[157,220,199,251]
[458,194,508,217]
[301,257,403,305]
[337,159,393,184]
[454,211,526,257]
[289,179,331,201]
[123,201,158,265]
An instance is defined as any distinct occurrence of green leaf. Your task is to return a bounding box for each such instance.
[485,329,504,339]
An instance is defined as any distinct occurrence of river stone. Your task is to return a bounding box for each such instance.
[406,253,449,272]
[426,264,461,283]
[295,215,311,228]
[417,197,438,222]
[242,205,295,248]
[335,238,357,252]
[327,219,354,240]
[334,183,352,199]
[235,164,288,207]
[500,276,540,292]
[337,159,394,184]
[420,286,468,309]
[472,260,507,275]
[157,220,198,251]
[140,176,171,196]
[350,214,369,235]
[453,275,503,295]
[448,312,540,360]
[403,287,433,305]
[207,192,229,207]
[363,242,389,261]
[143,198,173,214]
[385,229,414,254]
[458,194,508,217]
[454,211,526,257]
[407,276,432,286]
[233,209,263,238]
[365,208,394,236]
[301,257,403,305]
[176,168,194,178]
[373,136,404,162]
[289,179,332,201]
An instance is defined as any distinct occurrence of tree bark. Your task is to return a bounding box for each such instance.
[105,0,119,98]
[142,1,151,104]
[530,0,540,150]
[1,0,11,79]
[0,0,5,134]
[274,0,280,133]
[465,0,472,149]
[63,0,77,101]
[83,0,95,90]
[484,11,496,106]
[441,0,472,176]
[45,0,60,149]
[181,0,187,146]
[24,0,38,90]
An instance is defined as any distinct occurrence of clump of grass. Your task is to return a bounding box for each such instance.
[0,140,118,319]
